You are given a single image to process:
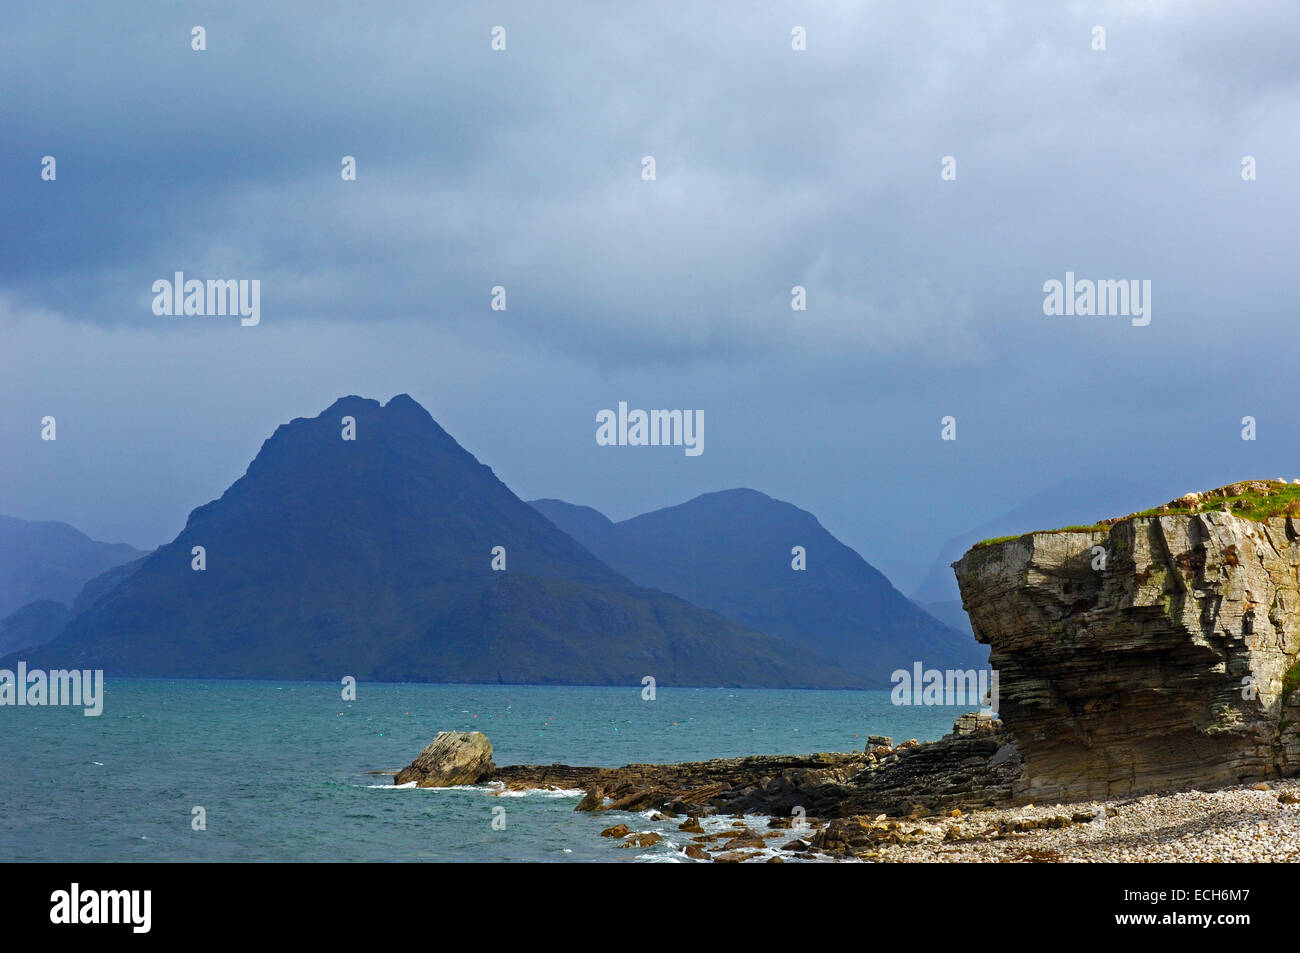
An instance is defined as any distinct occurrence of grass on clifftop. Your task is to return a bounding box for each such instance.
[973,480,1300,550]
[1284,659,1300,698]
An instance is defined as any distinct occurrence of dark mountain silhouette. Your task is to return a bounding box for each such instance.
[0,515,143,619]
[12,396,861,688]
[531,489,986,684]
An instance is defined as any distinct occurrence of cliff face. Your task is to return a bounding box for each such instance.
[953,502,1300,801]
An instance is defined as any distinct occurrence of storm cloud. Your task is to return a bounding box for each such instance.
[4,0,1299,589]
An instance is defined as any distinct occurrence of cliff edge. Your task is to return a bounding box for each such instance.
[953,480,1300,801]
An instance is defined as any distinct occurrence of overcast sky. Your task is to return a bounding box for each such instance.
[4,0,1299,592]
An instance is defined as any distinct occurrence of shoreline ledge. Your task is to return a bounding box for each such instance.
[392,714,1022,819]
[390,722,1300,861]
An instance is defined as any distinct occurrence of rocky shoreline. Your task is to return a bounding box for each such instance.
[393,715,1019,817]
[386,482,1300,861]
[389,716,1300,861]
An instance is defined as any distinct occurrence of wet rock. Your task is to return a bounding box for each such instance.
[621,832,662,848]
[712,851,756,863]
[393,731,496,787]
[721,829,767,850]
[428,719,1024,841]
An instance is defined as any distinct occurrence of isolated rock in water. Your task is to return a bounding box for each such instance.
[394,731,496,787]
[953,485,1300,802]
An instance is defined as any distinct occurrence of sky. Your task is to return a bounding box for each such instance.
[3,0,1299,593]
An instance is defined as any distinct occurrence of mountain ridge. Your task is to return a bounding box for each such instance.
[0,515,144,619]
[11,395,863,688]
[531,488,987,682]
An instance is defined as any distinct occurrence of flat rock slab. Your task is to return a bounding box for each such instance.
[485,717,1019,820]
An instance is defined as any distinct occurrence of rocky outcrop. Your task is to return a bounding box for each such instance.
[953,485,1300,802]
[444,716,1022,819]
[394,731,496,787]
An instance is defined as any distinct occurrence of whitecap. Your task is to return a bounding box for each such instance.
[494,787,584,798]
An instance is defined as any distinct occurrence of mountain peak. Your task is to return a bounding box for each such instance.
[535,489,985,681]
[18,398,861,687]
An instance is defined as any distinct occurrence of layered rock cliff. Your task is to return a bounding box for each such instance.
[953,481,1300,801]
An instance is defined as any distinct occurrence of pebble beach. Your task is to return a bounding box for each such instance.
[816,778,1300,863]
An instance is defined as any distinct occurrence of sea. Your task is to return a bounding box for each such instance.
[0,679,975,862]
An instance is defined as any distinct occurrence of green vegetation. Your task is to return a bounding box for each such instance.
[974,534,1021,548]
[973,525,1108,550]
[972,481,1300,550]
[1284,659,1300,698]
[1127,481,1300,522]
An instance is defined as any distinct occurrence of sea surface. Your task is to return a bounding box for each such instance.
[0,680,976,862]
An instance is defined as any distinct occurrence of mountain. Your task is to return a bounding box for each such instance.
[0,599,70,657]
[0,515,144,619]
[914,599,973,638]
[12,396,861,688]
[909,477,1167,605]
[531,489,986,683]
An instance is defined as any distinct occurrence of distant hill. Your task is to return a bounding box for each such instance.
[12,396,861,688]
[0,555,151,658]
[531,489,986,684]
[0,599,70,658]
[914,599,973,638]
[0,515,143,619]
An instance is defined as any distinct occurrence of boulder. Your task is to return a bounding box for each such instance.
[393,731,496,787]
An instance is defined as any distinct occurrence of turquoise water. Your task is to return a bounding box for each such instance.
[0,680,974,862]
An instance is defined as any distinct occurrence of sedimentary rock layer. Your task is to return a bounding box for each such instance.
[954,502,1300,801]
